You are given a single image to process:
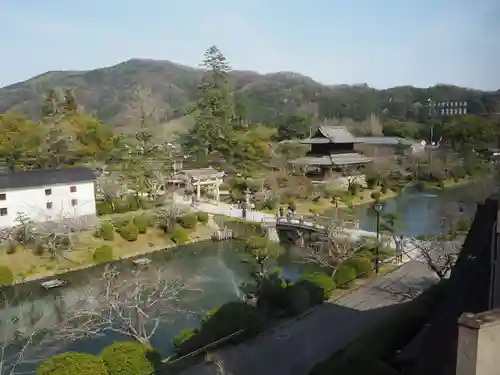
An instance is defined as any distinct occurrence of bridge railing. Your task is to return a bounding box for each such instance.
[272,215,360,230]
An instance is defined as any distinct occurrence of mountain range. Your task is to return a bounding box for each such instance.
[1,59,499,133]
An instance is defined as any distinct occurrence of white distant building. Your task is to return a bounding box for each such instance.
[0,167,97,229]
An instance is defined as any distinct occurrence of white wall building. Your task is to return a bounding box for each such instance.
[0,167,97,229]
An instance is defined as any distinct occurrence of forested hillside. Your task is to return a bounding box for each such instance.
[1,58,499,134]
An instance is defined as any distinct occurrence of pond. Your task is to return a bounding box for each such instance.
[0,184,479,371]
[353,184,480,236]
[0,239,318,371]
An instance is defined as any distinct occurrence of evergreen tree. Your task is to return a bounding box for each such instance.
[185,46,235,165]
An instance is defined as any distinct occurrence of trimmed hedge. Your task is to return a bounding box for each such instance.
[93,245,113,264]
[333,264,357,289]
[118,222,139,242]
[96,201,114,216]
[346,256,374,278]
[37,352,108,375]
[179,214,197,229]
[169,227,189,244]
[298,272,336,301]
[100,341,158,375]
[173,328,198,352]
[196,211,209,224]
[133,215,148,234]
[0,265,14,286]
[101,222,115,241]
[173,302,266,355]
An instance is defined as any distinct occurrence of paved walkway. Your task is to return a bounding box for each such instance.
[182,261,438,375]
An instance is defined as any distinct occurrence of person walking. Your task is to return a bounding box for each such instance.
[279,206,284,218]
[396,236,404,264]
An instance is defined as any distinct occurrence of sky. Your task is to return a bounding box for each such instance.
[1,0,500,90]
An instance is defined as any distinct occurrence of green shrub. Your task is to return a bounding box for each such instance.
[113,199,129,213]
[172,328,199,352]
[133,215,148,234]
[346,257,374,278]
[333,265,357,289]
[100,341,158,375]
[93,245,113,264]
[37,352,108,375]
[196,211,209,224]
[284,283,312,315]
[287,200,297,212]
[262,196,279,210]
[169,227,189,244]
[245,235,268,251]
[202,306,220,323]
[96,201,114,216]
[33,243,45,256]
[127,197,140,211]
[298,272,336,302]
[6,241,17,254]
[366,176,378,189]
[450,165,467,179]
[118,222,139,241]
[100,221,115,241]
[370,191,381,201]
[0,266,14,286]
[348,183,361,196]
[174,302,265,355]
[179,214,197,229]
[380,184,388,194]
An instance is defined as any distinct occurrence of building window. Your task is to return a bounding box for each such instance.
[45,188,52,196]
[46,202,53,209]
[70,185,77,193]
[71,199,78,207]
[0,208,7,216]
[0,193,5,201]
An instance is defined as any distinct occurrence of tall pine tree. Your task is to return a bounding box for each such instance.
[185,46,235,165]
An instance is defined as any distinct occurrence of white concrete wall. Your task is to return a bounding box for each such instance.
[0,180,96,228]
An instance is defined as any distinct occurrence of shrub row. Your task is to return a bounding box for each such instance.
[95,196,160,216]
[37,341,159,375]
[0,265,14,286]
[173,302,266,356]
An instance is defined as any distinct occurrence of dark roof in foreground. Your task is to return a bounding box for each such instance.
[406,197,497,375]
[0,167,96,190]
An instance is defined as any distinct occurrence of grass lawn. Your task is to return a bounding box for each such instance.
[423,176,471,191]
[0,222,212,283]
[293,188,398,216]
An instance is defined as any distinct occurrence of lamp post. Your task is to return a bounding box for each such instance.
[373,202,383,274]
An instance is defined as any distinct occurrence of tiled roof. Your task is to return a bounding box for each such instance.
[0,167,95,190]
[318,126,358,143]
[356,136,416,146]
[290,153,372,166]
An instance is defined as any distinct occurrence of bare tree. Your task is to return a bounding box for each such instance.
[9,206,93,262]
[55,265,201,346]
[407,202,468,280]
[338,164,363,191]
[0,291,61,375]
[96,172,128,211]
[304,224,366,277]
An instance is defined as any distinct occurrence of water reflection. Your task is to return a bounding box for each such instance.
[353,186,478,236]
